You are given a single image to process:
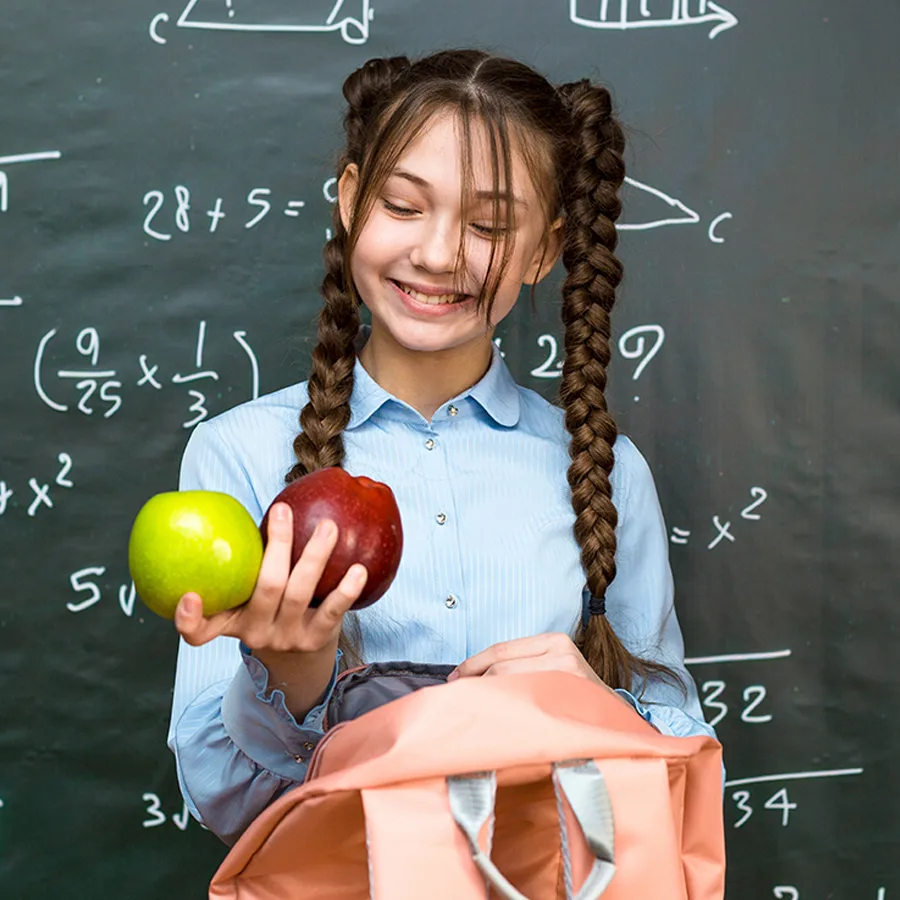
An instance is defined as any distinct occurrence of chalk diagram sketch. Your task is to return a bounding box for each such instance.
[0,150,62,215]
[570,0,738,39]
[620,176,732,242]
[320,174,731,242]
[176,0,374,44]
[0,150,63,309]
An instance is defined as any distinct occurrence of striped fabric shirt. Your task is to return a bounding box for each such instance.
[168,327,717,845]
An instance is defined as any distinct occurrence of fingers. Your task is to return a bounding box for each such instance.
[280,517,339,612]
[450,633,570,679]
[239,515,340,650]
[172,509,368,653]
[250,502,297,621]
[173,504,305,648]
[480,653,584,678]
[268,521,365,649]
[306,563,368,643]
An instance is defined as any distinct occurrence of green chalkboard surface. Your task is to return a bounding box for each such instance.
[2,2,898,897]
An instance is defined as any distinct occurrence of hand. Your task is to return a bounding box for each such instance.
[447,633,603,684]
[447,633,632,707]
[173,502,368,653]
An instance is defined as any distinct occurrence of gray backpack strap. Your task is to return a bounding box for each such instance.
[553,761,616,900]
[447,760,616,900]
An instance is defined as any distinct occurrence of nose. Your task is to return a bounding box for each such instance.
[409,215,458,274]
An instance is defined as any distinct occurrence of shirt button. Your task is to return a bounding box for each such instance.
[302,741,315,751]
[425,438,435,450]
[445,594,458,609]
[436,512,447,525]
[448,405,458,416]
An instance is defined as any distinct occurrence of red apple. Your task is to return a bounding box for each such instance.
[259,467,403,610]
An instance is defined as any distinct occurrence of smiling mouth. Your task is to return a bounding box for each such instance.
[391,280,472,305]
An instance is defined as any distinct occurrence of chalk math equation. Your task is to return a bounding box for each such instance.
[142,185,311,241]
[685,649,868,885]
[66,567,139,617]
[33,321,260,428]
[669,485,769,550]
[0,453,74,519]
[493,324,666,402]
[140,176,733,244]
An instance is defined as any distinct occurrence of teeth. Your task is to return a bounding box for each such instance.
[397,282,465,305]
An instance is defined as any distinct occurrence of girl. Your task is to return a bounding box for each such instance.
[168,49,719,847]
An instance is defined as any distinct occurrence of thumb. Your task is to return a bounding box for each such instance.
[174,592,207,644]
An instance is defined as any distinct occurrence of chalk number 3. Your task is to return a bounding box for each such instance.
[142,793,196,831]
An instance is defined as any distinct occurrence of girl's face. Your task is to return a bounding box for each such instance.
[338,110,561,357]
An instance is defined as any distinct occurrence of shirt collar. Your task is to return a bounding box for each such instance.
[345,325,521,430]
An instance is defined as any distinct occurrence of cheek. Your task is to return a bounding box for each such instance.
[350,232,393,286]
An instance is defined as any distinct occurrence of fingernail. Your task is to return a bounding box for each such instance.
[317,520,336,540]
[273,503,289,521]
[446,669,458,682]
[182,596,199,617]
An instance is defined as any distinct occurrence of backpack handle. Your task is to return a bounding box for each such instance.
[447,760,616,900]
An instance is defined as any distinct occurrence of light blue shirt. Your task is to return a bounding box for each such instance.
[168,329,718,846]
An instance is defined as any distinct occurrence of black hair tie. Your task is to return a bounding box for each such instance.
[588,594,607,617]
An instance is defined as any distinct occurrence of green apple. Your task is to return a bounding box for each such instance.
[128,490,263,620]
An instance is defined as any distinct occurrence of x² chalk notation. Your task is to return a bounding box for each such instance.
[670,487,769,549]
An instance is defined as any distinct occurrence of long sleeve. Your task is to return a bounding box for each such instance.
[167,421,340,846]
[603,437,721,749]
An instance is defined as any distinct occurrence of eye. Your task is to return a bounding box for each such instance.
[382,199,418,216]
[471,222,510,237]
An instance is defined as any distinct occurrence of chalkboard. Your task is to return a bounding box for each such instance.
[2,2,897,898]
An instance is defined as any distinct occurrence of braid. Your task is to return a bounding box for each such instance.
[557,80,679,694]
[285,231,359,481]
[287,54,412,484]
[287,57,411,668]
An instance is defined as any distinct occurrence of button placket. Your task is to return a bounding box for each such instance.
[422,420,464,633]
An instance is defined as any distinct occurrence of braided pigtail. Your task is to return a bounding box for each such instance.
[287,56,411,484]
[287,57,410,668]
[556,80,679,694]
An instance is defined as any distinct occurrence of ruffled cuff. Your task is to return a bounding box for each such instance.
[219,643,341,780]
[617,687,721,746]
[615,688,656,727]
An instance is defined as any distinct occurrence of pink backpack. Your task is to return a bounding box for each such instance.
[208,662,725,899]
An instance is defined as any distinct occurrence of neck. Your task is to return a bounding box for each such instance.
[358,325,495,422]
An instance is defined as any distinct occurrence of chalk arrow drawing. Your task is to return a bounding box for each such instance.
[570,0,738,39]
[178,0,374,44]
[618,176,700,231]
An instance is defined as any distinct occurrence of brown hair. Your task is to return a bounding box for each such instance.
[286,49,681,695]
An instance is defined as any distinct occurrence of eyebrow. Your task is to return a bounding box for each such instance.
[389,168,529,209]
